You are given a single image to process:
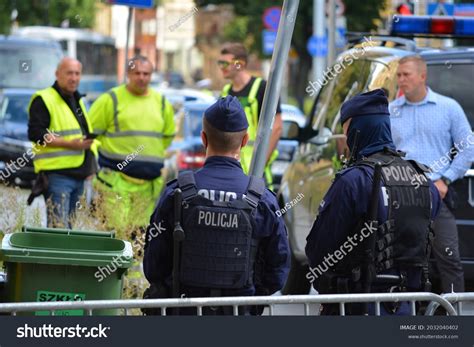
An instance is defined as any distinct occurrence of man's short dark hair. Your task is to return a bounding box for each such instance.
[220,43,248,63]
[127,55,153,72]
[203,117,246,152]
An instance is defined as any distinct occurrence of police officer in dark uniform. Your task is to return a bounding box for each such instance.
[143,95,290,315]
[305,89,441,315]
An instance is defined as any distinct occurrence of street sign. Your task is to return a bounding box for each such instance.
[263,30,277,55]
[109,0,153,8]
[427,2,455,16]
[307,35,327,57]
[263,7,281,32]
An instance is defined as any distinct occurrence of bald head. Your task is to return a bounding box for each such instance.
[56,57,82,95]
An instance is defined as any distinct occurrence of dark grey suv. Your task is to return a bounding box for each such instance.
[279,28,474,294]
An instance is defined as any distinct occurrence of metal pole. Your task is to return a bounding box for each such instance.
[314,0,325,82]
[414,0,422,15]
[248,0,300,178]
[444,0,454,48]
[123,6,134,84]
[327,0,336,66]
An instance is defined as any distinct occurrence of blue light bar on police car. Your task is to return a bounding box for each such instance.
[392,15,474,36]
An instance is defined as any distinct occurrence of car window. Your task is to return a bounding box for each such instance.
[311,59,371,134]
[310,73,335,131]
[311,58,400,135]
[427,63,474,128]
[0,94,31,123]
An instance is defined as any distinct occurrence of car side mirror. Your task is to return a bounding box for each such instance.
[308,127,332,145]
[280,120,301,140]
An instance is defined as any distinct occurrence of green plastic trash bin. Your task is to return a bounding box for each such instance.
[0,226,133,316]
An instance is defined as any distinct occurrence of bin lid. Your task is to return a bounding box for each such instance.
[0,230,133,268]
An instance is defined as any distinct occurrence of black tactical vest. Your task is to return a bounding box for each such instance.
[356,151,432,275]
[177,171,265,289]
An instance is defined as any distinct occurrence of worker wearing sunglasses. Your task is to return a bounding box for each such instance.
[218,42,282,190]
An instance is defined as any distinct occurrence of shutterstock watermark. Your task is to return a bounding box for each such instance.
[306,221,377,283]
[0,128,59,184]
[17,323,110,338]
[168,6,198,32]
[305,36,377,97]
[410,131,474,189]
[94,221,166,282]
[276,193,304,217]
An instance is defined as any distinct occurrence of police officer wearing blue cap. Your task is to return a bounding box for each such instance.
[143,95,290,315]
[305,89,441,315]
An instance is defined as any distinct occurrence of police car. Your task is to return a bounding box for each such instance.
[279,16,474,294]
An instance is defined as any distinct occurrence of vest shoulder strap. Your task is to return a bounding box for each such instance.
[222,84,232,96]
[354,152,394,169]
[177,171,198,201]
[107,90,119,132]
[244,176,265,208]
[248,77,262,104]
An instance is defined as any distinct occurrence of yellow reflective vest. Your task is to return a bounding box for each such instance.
[221,78,278,177]
[28,87,93,173]
[89,85,175,167]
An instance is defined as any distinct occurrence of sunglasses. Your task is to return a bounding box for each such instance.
[217,60,242,69]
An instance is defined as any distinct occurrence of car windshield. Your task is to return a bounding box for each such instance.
[0,94,31,123]
[427,63,474,128]
[184,108,206,137]
[311,59,371,133]
[311,57,398,135]
[0,45,61,89]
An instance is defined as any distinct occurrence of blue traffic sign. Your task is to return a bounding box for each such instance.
[263,30,277,55]
[307,36,327,57]
[110,0,153,8]
[427,2,454,16]
[263,7,281,32]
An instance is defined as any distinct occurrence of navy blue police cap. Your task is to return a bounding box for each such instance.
[204,95,248,132]
[340,89,390,125]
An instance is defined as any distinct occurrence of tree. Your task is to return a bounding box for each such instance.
[195,0,386,108]
[0,0,97,34]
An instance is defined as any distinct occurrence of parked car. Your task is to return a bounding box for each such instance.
[279,16,474,294]
[271,104,306,192]
[0,88,36,187]
[0,36,62,187]
[153,87,215,115]
[164,101,213,181]
[0,88,92,188]
[151,71,186,89]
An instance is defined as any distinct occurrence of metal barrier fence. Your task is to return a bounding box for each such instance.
[425,292,474,316]
[0,292,457,316]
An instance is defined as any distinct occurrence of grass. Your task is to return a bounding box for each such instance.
[0,181,150,314]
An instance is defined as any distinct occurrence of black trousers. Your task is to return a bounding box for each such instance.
[432,202,465,292]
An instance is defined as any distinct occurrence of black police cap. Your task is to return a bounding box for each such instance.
[204,96,248,132]
[340,89,390,125]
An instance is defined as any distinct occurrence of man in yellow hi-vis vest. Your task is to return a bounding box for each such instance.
[89,55,175,232]
[219,42,282,188]
[28,57,97,228]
